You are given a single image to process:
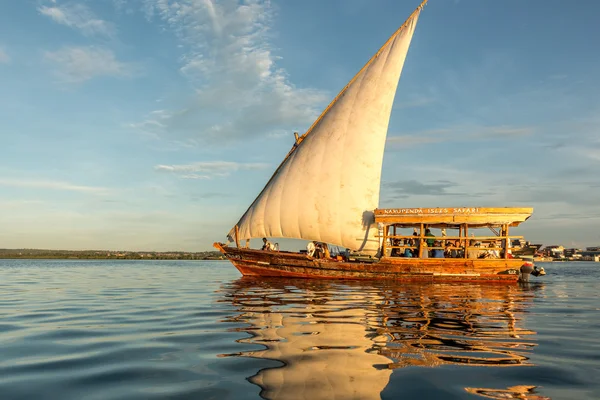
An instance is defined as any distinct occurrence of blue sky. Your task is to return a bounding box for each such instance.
[1,0,599,251]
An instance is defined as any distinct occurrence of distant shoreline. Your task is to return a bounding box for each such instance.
[0,249,224,261]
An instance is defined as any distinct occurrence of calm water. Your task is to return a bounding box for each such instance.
[0,260,599,399]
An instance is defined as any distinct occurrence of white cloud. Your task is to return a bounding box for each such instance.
[44,46,136,83]
[155,161,270,179]
[133,0,329,144]
[0,178,110,194]
[0,47,10,64]
[0,200,44,209]
[38,4,115,37]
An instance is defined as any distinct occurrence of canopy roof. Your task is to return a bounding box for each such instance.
[374,207,533,228]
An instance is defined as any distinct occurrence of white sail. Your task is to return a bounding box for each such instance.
[230,3,426,253]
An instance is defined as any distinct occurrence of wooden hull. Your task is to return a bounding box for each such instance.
[214,243,526,282]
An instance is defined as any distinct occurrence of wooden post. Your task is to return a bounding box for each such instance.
[463,224,469,259]
[245,239,250,249]
[458,224,463,257]
[382,224,388,257]
[419,223,424,258]
[503,224,509,259]
[234,225,241,248]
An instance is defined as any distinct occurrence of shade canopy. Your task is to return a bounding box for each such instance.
[374,207,534,228]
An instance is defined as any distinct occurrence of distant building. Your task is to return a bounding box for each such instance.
[564,248,582,257]
[542,245,564,259]
[581,247,600,261]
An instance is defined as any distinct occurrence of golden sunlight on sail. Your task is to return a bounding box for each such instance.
[230,2,426,254]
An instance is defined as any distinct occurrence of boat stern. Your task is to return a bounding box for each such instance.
[518,259,546,282]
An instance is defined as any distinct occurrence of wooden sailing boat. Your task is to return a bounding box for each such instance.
[214,0,546,282]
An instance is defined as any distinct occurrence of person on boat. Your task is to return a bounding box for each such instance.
[403,247,413,257]
[501,240,514,259]
[314,242,323,258]
[307,241,316,257]
[467,240,482,259]
[313,242,330,259]
[391,239,402,257]
[261,238,274,251]
[321,243,331,259]
[444,241,454,258]
[432,241,444,258]
[407,231,419,252]
[425,229,435,247]
[425,228,435,256]
[485,242,500,259]
[420,242,429,258]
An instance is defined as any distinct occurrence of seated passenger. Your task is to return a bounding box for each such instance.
[432,241,445,258]
[322,243,331,259]
[485,242,500,259]
[314,242,323,258]
[390,239,401,257]
[444,242,454,258]
[261,237,274,251]
[421,243,429,258]
[467,240,481,259]
[404,248,413,258]
[306,241,316,257]
[410,231,419,246]
[313,242,330,259]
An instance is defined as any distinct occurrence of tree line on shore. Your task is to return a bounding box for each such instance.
[0,248,224,260]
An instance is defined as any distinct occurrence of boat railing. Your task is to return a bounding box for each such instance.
[384,234,526,259]
[386,235,525,241]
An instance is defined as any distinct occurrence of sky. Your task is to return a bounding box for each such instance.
[0,0,599,251]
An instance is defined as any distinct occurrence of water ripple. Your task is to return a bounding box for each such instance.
[0,260,599,399]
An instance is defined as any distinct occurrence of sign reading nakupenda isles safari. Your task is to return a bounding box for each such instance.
[376,207,482,215]
[373,207,534,226]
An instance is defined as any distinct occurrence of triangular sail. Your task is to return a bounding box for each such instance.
[229,2,426,254]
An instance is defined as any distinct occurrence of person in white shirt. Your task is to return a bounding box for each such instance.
[307,241,316,257]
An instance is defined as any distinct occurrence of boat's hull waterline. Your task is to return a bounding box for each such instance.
[214,243,527,282]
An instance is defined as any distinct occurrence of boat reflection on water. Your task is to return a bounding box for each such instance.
[465,385,550,399]
[217,279,546,399]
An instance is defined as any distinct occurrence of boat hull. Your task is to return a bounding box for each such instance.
[214,243,525,282]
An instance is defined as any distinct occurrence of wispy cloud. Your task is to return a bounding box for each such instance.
[394,96,436,109]
[0,46,10,64]
[0,178,110,194]
[38,3,115,37]
[387,125,535,148]
[154,161,270,179]
[539,113,600,163]
[383,179,466,199]
[44,46,136,83]
[132,0,328,144]
[0,200,44,209]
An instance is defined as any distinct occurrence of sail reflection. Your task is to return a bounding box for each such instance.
[218,279,543,399]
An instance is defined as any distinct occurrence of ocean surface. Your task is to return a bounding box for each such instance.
[0,260,598,400]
